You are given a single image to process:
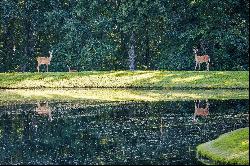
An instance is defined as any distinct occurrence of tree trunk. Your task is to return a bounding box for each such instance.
[128,31,136,71]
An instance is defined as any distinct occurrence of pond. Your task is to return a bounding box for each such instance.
[0,97,248,165]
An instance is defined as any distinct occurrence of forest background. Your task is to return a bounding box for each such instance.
[0,0,249,72]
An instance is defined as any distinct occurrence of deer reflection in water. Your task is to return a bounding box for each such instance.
[35,102,53,122]
[193,99,209,123]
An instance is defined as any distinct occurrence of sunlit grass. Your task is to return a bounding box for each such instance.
[197,127,249,165]
[171,75,205,83]
[0,71,248,89]
[0,89,248,106]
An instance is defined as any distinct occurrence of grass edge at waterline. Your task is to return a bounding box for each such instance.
[196,127,249,165]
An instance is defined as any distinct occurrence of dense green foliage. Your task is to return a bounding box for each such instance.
[0,71,248,89]
[0,0,249,72]
[197,127,249,165]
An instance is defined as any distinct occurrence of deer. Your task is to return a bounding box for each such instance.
[193,99,209,123]
[193,47,210,71]
[67,65,77,72]
[36,51,53,72]
[35,102,53,121]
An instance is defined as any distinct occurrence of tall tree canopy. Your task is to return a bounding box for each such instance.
[0,0,249,72]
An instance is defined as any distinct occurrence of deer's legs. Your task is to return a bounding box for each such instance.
[193,114,197,123]
[205,99,210,108]
[198,63,201,70]
[206,62,209,71]
[46,65,48,72]
[37,65,40,72]
[48,109,53,122]
[195,100,199,108]
[197,100,201,108]
[195,62,198,70]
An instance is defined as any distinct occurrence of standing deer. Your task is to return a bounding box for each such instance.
[193,47,210,71]
[193,100,209,123]
[37,51,53,72]
[35,102,53,121]
[67,65,77,72]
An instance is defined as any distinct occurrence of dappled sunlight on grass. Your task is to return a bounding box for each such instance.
[16,72,158,88]
[170,92,202,99]
[1,89,160,102]
[0,71,248,89]
[216,71,226,75]
[140,73,175,84]
[0,89,248,106]
[171,75,205,83]
[41,73,155,87]
[224,80,244,87]
[14,79,51,88]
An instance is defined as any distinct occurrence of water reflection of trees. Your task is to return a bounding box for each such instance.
[0,100,249,165]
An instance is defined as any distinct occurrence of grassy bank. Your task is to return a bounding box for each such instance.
[197,127,249,165]
[0,89,248,106]
[0,71,248,89]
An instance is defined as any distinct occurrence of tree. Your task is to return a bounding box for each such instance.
[0,0,249,72]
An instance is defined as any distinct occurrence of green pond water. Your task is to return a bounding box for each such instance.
[0,90,249,165]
